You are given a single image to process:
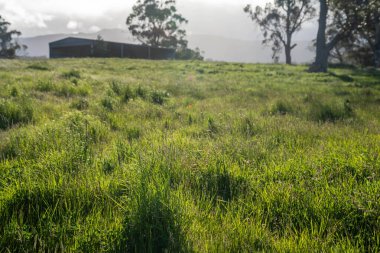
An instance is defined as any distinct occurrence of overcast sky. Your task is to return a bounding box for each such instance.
[0,0,317,41]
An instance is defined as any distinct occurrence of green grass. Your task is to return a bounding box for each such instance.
[0,58,379,252]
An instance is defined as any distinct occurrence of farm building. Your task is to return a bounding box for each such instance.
[49,37,175,59]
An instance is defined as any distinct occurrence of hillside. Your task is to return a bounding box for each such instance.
[0,59,379,252]
[19,29,314,63]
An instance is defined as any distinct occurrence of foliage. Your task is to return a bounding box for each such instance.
[0,59,379,252]
[310,0,379,72]
[93,35,109,57]
[126,0,188,49]
[328,0,380,67]
[175,47,204,60]
[0,15,26,58]
[244,0,315,64]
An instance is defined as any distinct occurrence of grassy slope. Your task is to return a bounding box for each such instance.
[0,59,379,252]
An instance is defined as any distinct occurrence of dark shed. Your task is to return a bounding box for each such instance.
[49,37,175,60]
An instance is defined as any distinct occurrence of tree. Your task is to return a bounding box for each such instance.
[175,47,204,60]
[244,0,316,64]
[309,0,371,72]
[126,0,188,49]
[346,0,380,67]
[376,22,380,67]
[93,35,109,57]
[0,15,25,58]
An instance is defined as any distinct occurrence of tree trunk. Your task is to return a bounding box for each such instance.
[375,22,380,68]
[285,45,292,65]
[309,0,328,72]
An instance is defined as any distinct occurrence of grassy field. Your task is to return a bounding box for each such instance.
[0,59,379,252]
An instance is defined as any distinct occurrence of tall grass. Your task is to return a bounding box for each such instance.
[0,99,34,129]
[0,59,379,252]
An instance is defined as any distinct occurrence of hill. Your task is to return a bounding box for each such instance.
[19,29,314,63]
[0,59,379,252]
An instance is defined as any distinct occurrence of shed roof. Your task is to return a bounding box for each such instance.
[49,37,170,50]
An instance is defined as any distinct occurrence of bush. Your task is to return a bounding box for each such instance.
[175,47,204,60]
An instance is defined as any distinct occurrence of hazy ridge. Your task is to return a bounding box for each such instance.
[19,29,315,63]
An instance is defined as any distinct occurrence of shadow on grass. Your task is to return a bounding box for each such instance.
[328,72,354,83]
[117,164,190,253]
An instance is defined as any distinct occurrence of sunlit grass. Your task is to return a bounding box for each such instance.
[0,59,379,252]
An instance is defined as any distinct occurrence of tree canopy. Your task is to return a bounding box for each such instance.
[126,0,188,49]
[310,0,380,71]
[0,15,25,58]
[244,0,315,64]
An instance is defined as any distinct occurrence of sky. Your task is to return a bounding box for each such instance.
[0,0,317,41]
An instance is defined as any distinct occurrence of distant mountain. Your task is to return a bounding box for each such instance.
[188,34,314,64]
[19,29,314,63]
[18,29,136,58]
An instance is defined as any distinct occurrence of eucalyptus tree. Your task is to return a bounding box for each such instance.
[126,0,188,49]
[0,15,25,58]
[310,0,378,71]
[244,0,316,64]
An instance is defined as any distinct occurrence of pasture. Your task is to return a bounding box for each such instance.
[0,59,379,252]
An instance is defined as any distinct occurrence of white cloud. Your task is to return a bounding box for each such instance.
[67,21,81,30]
[89,25,101,32]
[0,0,293,40]
[0,0,132,19]
[0,1,53,28]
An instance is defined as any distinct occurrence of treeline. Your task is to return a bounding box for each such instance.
[1,0,379,71]
[245,0,380,72]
